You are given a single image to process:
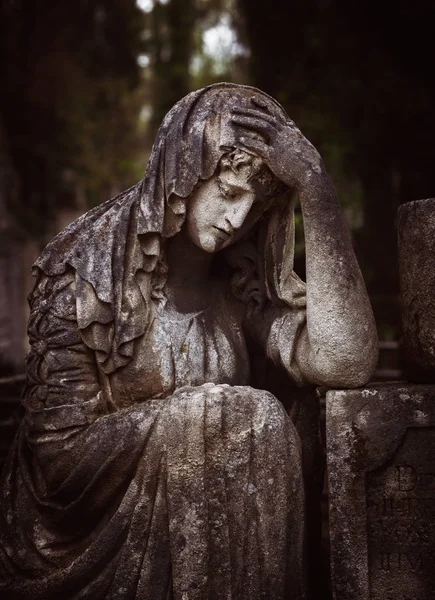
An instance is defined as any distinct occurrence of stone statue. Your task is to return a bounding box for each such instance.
[0,83,378,599]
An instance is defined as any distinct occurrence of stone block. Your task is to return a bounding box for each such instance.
[327,383,435,600]
[398,198,435,382]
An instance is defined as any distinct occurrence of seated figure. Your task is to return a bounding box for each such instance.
[0,83,378,599]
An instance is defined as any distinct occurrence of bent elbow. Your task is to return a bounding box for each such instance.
[309,339,379,389]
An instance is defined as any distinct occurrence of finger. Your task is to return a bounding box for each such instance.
[251,97,295,128]
[238,136,269,158]
[251,97,270,111]
[232,107,277,125]
[231,115,275,140]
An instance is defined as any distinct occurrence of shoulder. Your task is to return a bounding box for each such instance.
[33,183,141,284]
[29,269,76,320]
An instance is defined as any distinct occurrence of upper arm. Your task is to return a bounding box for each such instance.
[25,270,101,412]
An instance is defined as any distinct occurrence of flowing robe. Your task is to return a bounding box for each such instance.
[0,257,308,600]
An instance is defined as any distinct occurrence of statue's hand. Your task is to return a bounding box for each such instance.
[231,98,323,191]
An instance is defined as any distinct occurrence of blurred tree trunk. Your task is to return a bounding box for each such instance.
[149,0,196,134]
[0,120,25,373]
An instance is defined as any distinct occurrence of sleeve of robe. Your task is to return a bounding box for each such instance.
[23,271,154,497]
[0,269,171,591]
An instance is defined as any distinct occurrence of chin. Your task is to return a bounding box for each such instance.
[196,233,226,253]
[194,236,217,253]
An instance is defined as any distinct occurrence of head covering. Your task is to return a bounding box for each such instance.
[33,83,305,374]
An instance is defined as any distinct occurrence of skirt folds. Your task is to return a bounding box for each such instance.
[0,384,304,600]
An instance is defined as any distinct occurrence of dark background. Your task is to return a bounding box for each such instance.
[1,0,434,369]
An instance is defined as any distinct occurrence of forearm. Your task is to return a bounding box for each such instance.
[231,99,378,385]
[297,171,378,387]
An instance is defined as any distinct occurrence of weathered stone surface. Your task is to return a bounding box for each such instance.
[0,83,377,599]
[327,383,435,600]
[398,198,435,382]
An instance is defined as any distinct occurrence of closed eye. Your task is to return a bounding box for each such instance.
[217,178,238,200]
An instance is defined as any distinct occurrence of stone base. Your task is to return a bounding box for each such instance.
[327,382,435,600]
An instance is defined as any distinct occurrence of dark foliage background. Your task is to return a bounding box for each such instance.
[1,0,434,370]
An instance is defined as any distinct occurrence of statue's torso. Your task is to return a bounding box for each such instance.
[110,286,250,407]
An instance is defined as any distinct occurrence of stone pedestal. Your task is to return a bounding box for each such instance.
[398,198,435,382]
[327,383,435,600]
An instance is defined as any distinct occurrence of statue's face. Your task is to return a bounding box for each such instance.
[186,154,269,253]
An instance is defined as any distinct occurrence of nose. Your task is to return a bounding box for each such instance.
[225,195,255,231]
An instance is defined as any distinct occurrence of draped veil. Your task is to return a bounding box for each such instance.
[33,83,306,376]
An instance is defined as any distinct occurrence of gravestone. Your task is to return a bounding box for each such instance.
[327,383,435,600]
